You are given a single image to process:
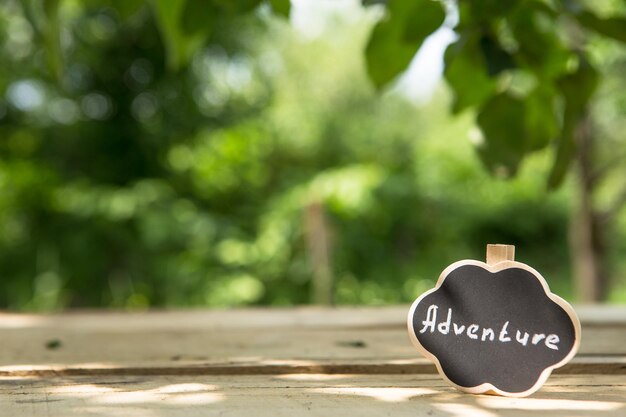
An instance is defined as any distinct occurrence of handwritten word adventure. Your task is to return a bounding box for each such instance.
[419,304,560,350]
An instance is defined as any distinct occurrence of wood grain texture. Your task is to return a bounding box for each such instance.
[0,374,624,417]
[0,306,625,376]
[486,244,515,265]
[0,306,624,415]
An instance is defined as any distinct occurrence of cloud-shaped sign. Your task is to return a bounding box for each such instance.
[408,260,581,397]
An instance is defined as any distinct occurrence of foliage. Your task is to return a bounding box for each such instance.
[19,0,290,74]
[1,0,624,310]
[364,0,626,187]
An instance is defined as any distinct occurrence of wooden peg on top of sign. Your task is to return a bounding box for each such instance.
[407,244,581,397]
[486,244,515,266]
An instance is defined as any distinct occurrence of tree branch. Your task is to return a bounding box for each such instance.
[600,184,626,225]
[589,150,626,186]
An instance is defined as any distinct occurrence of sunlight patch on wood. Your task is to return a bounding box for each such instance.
[309,387,437,402]
[0,362,121,373]
[435,403,499,417]
[477,397,625,411]
[158,383,217,393]
[51,384,118,395]
[0,314,45,328]
[91,385,224,405]
[73,407,156,417]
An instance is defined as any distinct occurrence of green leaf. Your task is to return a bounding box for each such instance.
[151,0,187,70]
[43,0,59,16]
[575,11,626,44]
[151,0,266,71]
[547,58,599,189]
[476,92,527,175]
[524,85,558,151]
[479,33,516,76]
[402,0,445,43]
[546,118,576,190]
[181,0,217,36]
[43,0,63,81]
[18,0,64,80]
[444,34,496,113]
[151,0,213,71]
[365,0,445,89]
[109,0,145,20]
[213,0,262,14]
[365,18,413,89]
[557,58,598,117]
[509,5,570,79]
[362,0,386,5]
[269,0,290,17]
[466,0,519,21]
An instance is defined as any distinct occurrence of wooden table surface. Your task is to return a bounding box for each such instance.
[0,305,624,416]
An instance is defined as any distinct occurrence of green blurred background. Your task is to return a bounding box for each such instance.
[1,0,625,310]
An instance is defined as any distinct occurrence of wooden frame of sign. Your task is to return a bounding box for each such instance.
[407,244,581,397]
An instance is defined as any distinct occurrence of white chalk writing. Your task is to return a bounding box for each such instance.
[418,304,559,350]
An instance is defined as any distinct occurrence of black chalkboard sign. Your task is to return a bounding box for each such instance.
[407,245,581,397]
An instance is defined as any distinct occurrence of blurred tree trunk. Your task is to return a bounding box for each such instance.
[304,202,334,305]
[569,114,609,302]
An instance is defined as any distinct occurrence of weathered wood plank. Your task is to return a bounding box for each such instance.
[1,305,624,331]
[0,374,624,417]
[1,356,624,378]
[0,307,623,416]
[0,306,624,376]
